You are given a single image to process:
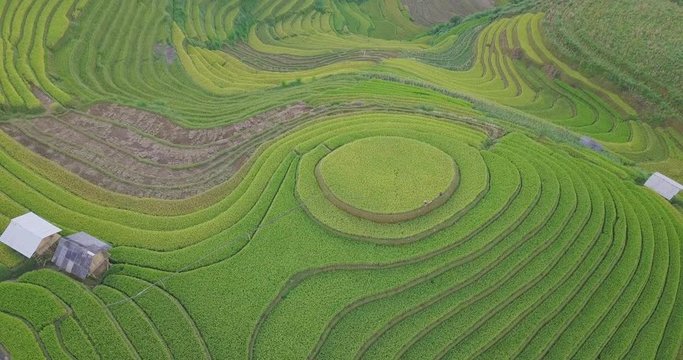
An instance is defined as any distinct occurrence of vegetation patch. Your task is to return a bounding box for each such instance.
[318,136,457,218]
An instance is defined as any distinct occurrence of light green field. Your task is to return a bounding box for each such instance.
[0,0,681,359]
[319,136,456,214]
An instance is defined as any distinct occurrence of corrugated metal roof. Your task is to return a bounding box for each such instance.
[63,232,111,253]
[0,213,61,258]
[52,239,94,279]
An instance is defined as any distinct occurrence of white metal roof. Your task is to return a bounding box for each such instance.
[644,173,683,201]
[0,212,61,258]
[650,172,683,189]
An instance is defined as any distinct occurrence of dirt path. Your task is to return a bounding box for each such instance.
[30,86,55,113]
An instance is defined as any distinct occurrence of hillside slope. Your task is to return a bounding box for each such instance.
[543,0,683,124]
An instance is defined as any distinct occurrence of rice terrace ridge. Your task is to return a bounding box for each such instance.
[0,0,681,359]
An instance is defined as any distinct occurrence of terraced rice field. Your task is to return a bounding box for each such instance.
[401,0,498,25]
[543,0,683,124]
[0,0,681,359]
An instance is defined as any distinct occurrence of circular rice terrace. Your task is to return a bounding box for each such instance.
[317,136,458,223]
[296,113,489,243]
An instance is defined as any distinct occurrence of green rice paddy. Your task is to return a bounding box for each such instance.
[318,136,457,215]
[0,0,681,359]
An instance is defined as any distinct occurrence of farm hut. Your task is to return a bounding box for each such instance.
[580,136,603,151]
[644,172,683,200]
[0,212,61,258]
[51,232,111,279]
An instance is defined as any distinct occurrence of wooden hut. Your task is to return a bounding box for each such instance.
[0,212,61,258]
[51,232,111,279]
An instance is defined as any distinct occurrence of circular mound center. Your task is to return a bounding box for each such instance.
[318,136,457,215]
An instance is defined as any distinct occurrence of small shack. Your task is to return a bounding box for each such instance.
[51,232,111,279]
[644,172,683,200]
[580,136,603,151]
[0,212,61,258]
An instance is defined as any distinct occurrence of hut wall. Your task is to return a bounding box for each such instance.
[89,252,109,278]
[35,234,60,256]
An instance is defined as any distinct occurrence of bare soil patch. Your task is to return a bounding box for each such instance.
[402,0,495,26]
[154,43,177,64]
[223,43,398,72]
[87,102,309,145]
[30,85,55,111]
[1,102,313,199]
